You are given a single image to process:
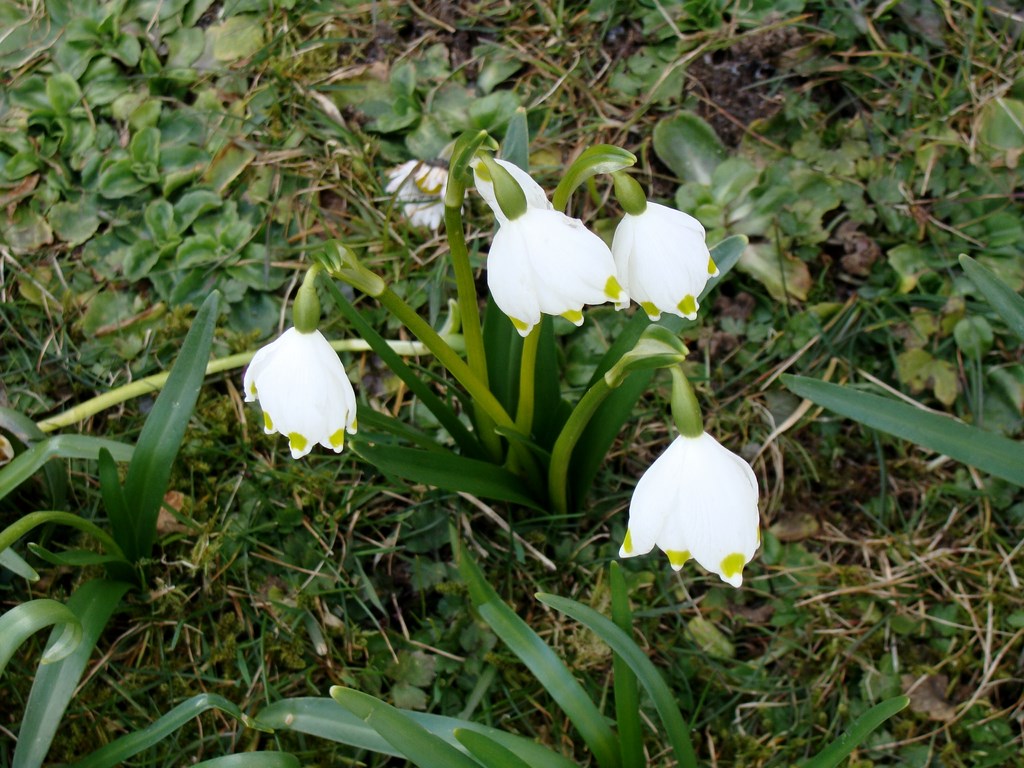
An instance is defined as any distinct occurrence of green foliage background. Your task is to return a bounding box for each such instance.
[1,0,1022,765]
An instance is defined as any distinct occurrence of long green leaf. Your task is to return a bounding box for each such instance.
[14,579,131,768]
[0,407,66,508]
[324,279,482,457]
[1,547,39,580]
[331,688,482,768]
[0,510,128,568]
[781,375,1024,487]
[537,594,698,768]
[455,729,532,768]
[98,448,131,554]
[0,435,133,505]
[609,563,643,768]
[255,697,578,768]
[960,254,1024,339]
[456,542,621,768]
[192,755,300,768]
[122,291,219,561]
[71,694,263,768]
[352,441,542,509]
[799,696,909,768]
[0,599,82,676]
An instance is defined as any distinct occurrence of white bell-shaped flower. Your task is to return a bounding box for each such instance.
[243,328,358,459]
[473,158,627,336]
[384,160,448,229]
[619,432,759,587]
[612,203,719,321]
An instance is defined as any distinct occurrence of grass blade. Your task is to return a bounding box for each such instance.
[799,696,909,768]
[14,579,131,768]
[456,541,621,768]
[123,292,219,561]
[537,593,698,768]
[71,694,263,768]
[960,254,1024,339]
[0,599,82,675]
[781,375,1024,487]
[330,687,482,768]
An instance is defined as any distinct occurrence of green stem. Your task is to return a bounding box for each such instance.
[610,562,645,768]
[36,339,435,434]
[549,377,614,516]
[377,287,518,440]
[514,326,540,435]
[445,190,503,461]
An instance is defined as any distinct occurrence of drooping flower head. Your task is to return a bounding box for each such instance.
[610,173,718,321]
[384,160,448,230]
[619,431,760,587]
[243,264,357,459]
[473,156,627,336]
[243,328,358,459]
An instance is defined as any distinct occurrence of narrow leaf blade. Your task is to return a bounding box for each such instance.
[456,543,621,768]
[960,254,1024,339]
[123,292,220,560]
[799,696,909,768]
[537,593,698,768]
[0,599,81,675]
[781,375,1024,487]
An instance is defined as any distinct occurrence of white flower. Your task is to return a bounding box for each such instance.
[473,158,627,336]
[612,203,719,321]
[619,432,759,587]
[384,160,448,229]
[243,328,358,459]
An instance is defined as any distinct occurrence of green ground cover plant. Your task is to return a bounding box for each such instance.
[2,0,1022,766]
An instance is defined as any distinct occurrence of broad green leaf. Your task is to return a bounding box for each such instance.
[192,755,300,768]
[255,697,578,768]
[799,696,909,768]
[1,207,53,253]
[129,126,161,165]
[47,197,100,247]
[456,542,621,768]
[331,688,481,768]
[500,106,530,171]
[0,435,133,505]
[455,729,533,768]
[653,112,726,185]
[123,292,219,561]
[781,375,1024,487]
[978,97,1024,151]
[740,241,811,303]
[14,579,131,768]
[202,144,256,194]
[552,144,637,211]
[209,15,266,62]
[97,158,149,198]
[537,594,697,768]
[46,72,81,115]
[960,254,1024,340]
[70,694,264,768]
[0,599,81,676]
[352,441,541,510]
